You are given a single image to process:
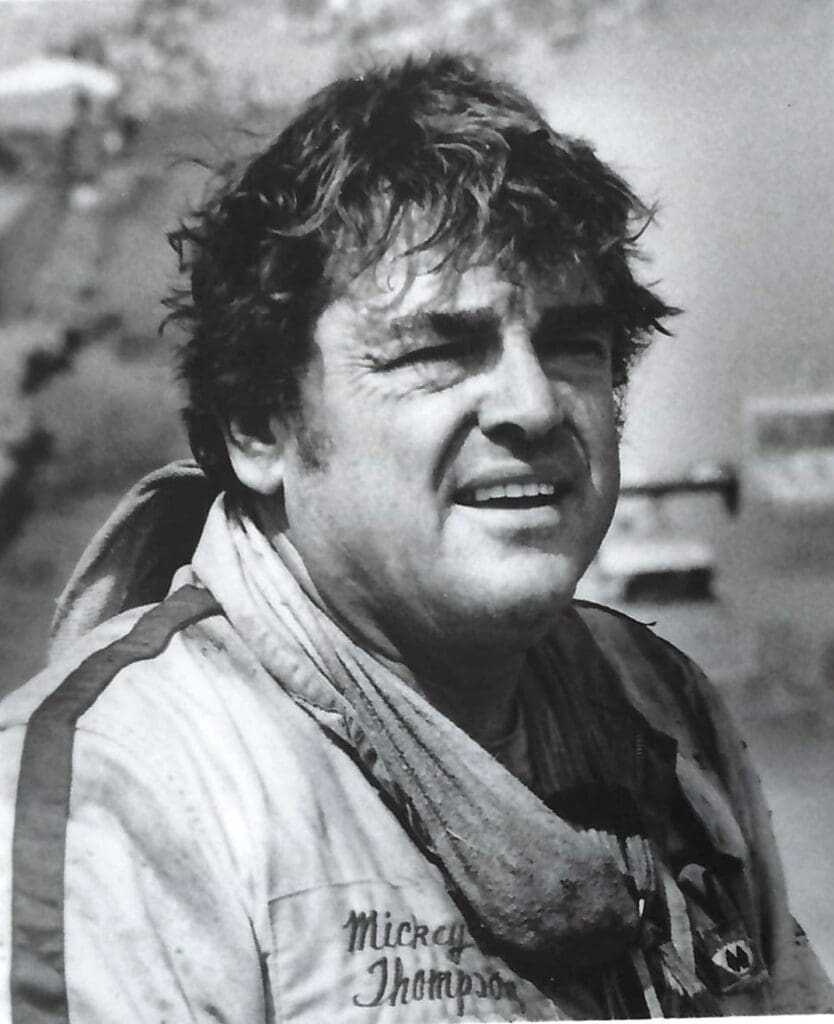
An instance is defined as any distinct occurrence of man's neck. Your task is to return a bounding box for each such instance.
[384,640,529,751]
[251,498,541,751]
[264,540,528,752]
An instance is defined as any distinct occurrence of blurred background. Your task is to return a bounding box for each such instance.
[1,0,833,979]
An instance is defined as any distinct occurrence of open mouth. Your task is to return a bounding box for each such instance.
[454,481,570,509]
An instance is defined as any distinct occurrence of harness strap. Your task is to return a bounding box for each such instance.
[10,585,220,1024]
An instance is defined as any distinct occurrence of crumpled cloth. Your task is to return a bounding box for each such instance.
[191,495,643,975]
[49,460,703,1011]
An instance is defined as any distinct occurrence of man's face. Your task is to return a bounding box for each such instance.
[278,242,620,655]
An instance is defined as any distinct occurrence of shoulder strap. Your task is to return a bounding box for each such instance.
[10,584,220,1024]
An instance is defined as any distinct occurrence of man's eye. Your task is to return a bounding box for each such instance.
[385,340,476,370]
[539,334,610,362]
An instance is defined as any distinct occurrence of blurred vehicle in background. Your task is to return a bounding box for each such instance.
[0,56,121,133]
[0,56,126,189]
[581,462,739,605]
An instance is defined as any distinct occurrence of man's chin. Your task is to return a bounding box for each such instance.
[448,562,581,640]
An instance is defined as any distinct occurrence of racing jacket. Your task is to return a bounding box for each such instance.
[0,472,832,1022]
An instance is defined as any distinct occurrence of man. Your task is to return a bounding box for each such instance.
[0,54,831,1022]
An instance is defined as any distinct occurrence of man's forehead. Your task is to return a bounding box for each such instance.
[329,244,604,325]
[322,201,604,320]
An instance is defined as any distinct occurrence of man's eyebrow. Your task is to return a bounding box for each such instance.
[383,303,612,345]
[535,303,614,333]
[389,308,499,338]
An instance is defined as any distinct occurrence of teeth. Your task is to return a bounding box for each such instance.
[471,481,556,503]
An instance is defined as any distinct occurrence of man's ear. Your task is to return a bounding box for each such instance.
[224,416,289,495]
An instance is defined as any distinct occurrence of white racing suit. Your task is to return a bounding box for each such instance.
[0,464,831,1022]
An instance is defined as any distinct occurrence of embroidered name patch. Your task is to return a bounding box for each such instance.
[268,881,561,1022]
[344,909,521,1015]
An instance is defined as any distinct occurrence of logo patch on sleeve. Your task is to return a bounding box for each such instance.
[712,939,754,977]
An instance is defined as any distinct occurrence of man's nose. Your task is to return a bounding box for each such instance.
[478,331,565,442]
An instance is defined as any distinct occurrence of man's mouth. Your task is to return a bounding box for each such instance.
[454,480,570,509]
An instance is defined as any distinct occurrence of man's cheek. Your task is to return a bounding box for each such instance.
[294,418,335,471]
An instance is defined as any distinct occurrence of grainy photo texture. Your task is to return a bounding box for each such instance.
[0,1,832,1020]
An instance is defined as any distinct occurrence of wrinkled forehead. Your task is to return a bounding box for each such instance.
[324,207,604,321]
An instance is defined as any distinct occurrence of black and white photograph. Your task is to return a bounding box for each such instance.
[0,0,832,1019]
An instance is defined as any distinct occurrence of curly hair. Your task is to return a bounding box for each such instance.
[165,52,677,491]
